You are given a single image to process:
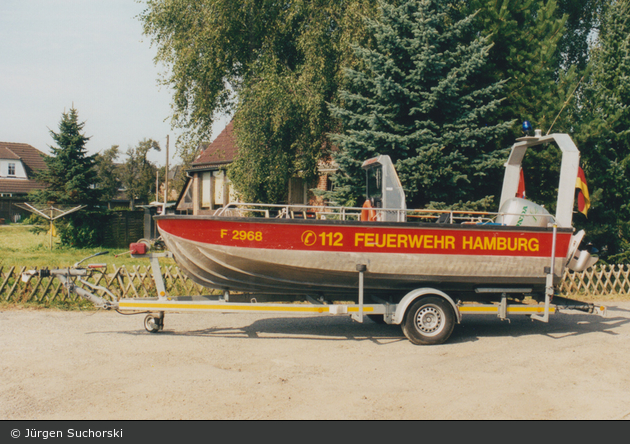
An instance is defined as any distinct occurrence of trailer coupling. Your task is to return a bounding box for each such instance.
[22,263,119,311]
[552,295,607,316]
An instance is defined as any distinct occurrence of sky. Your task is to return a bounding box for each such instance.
[0,0,231,167]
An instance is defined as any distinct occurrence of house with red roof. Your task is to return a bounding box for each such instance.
[0,142,48,222]
[0,142,47,197]
[176,121,336,215]
[176,121,238,214]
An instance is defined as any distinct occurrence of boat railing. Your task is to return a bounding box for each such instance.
[214,202,558,226]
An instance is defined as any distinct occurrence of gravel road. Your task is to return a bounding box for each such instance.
[1,302,629,420]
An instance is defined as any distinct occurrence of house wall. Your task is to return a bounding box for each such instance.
[183,170,235,215]
[178,167,334,215]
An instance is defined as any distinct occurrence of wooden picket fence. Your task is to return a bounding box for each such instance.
[0,264,212,305]
[560,264,630,297]
[1,263,629,305]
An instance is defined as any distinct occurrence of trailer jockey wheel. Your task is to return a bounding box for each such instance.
[402,297,455,345]
[144,314,164,333]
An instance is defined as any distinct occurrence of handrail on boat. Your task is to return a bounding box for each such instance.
[213,202,558,226]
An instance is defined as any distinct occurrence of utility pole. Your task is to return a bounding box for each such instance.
[163,135,169,214]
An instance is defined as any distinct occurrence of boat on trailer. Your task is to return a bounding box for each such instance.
[22,131,607,344]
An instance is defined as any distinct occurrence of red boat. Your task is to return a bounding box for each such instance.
[156,132,595,301]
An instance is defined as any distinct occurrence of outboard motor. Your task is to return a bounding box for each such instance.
[565,230,599,272]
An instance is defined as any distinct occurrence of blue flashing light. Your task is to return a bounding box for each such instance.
[522,121,532,134]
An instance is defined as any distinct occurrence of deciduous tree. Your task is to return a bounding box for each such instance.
[95,145,121,207]
[141,0,377,203]
[121,139,161,209]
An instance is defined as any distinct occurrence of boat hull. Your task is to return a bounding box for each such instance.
[156,216,573,299]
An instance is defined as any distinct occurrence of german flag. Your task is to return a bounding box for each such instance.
[576,166,590,217]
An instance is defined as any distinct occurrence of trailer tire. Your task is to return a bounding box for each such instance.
[402,296,455,345]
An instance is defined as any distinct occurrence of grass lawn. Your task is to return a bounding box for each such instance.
[0,223,176,269]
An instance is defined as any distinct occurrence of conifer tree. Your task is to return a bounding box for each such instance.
[574,0,630,262]
[467,0,587,213]
[327,0,513,209]
[29,108,105,247]
[469,0,575,137]
[31,107,101,205]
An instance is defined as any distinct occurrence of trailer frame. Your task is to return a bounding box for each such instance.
[20,247,605,345]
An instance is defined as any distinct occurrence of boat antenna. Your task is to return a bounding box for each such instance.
[547,75,585,135]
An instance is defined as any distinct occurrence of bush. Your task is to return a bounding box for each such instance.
[55,209,114,248]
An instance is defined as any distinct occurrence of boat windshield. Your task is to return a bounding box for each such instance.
[366,166,383,207]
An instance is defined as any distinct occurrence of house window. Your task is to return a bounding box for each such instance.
[8,163,16,176]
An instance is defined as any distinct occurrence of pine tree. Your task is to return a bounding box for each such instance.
[470,0,573,137]
[468,0,587,214]
[327,0,513,209]
[31,108,101,205]
[29,108,105,247]
[574,0,630,262]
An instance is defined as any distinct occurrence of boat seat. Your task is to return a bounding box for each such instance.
[436,213,450,224]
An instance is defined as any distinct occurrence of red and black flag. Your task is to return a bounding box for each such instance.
[576,166,590,217]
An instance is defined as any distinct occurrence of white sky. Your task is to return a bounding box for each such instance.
[0,0,230,167]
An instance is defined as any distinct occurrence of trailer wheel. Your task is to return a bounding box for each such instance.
[144,314,162,333]
[402,297,455,345]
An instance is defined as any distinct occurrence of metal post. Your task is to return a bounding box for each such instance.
[163,135,169,214]
[533,224,557,322]
[150,255,168,300]
[354,264,367,323]
[49,207,54,250]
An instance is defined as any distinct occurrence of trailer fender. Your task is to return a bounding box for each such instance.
[393,289,461,325]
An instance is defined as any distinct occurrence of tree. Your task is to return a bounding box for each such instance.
[28,108,107,247]
[573,0,630,262]
[556,0,603,72]
[465,0,590,215]
[141,0,377,203]
[121,139,161,209]
[469,0,576,136]
[30,107,101,205]
[95,145,122,207]
[326,0,513,209]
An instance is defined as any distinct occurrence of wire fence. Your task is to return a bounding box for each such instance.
[1,263,629,305]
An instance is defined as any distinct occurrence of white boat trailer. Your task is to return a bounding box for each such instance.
[22,249,607,345]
